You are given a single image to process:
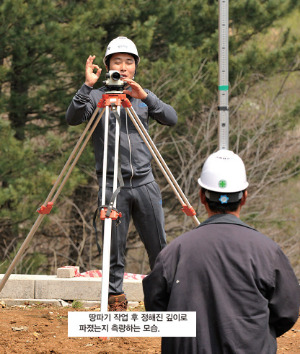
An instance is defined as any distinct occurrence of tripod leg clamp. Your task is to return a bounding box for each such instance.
[37,201,54,214]
[181,204,196,217]
[100,206,122,221]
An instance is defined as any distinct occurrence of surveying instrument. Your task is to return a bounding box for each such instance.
[0,69,200,312]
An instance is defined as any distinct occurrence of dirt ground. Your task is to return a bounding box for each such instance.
[0,303,299,354]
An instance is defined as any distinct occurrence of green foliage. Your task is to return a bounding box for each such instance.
[0,242,47,274]
[0,119,88,233]
[1,0,298,132]
[72,300,84,309]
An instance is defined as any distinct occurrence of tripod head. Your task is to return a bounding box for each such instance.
[103,70,125,93]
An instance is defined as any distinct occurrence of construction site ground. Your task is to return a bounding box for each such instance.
[0,303,299,353]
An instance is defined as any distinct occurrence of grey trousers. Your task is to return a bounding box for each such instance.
[98,181,167,295]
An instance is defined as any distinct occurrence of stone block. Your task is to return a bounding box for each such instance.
[35,277,102,301]
[0,274,35,299]
[57,266,80,278]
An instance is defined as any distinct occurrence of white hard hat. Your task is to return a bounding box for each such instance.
[198,149,249,193]
[103,36,140,66]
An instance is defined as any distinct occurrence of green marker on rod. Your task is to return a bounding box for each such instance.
[218,85,229,91]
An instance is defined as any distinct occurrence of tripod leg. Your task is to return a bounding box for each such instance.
[0,107,105,293]
[101,106,110,204]
[100,104,121,312]
[126,107,200,226]
[101,217,112,312]
[100,106,111,312]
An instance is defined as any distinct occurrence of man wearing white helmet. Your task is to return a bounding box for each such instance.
[143,150,299,353]
[66,37,177,311]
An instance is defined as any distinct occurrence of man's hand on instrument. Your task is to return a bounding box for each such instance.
[122,78,148,100]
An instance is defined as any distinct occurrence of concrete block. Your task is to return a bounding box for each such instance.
[123,280,144,301]
[57,266,80,278]
[0,274,35,299]
[35,276,102,301]
[0,273,144,303]
[0,298,66,307]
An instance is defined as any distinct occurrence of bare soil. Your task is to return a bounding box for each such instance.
[0,303,299,353]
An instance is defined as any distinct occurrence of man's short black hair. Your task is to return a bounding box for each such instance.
[201,188,244,213]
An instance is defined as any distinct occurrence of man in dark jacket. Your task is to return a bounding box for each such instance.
[143,149,299,353]
[66,37,177,311]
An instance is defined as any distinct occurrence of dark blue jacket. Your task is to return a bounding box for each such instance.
[143,214,300,354]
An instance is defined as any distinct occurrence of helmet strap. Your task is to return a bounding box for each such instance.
[205,190,243,204]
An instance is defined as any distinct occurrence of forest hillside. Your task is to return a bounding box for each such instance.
[0,0,299,278]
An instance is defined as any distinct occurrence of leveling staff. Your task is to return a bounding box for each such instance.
[143,150,299,354]
[66,37,177,311]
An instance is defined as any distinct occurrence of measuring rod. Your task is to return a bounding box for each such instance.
[218,0,229,149]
